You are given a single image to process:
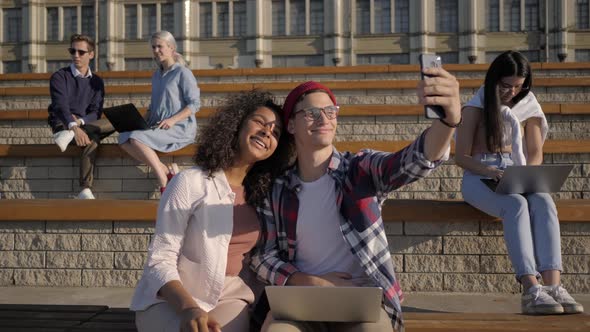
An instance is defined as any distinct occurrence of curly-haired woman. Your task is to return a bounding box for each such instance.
[130,90,293,332]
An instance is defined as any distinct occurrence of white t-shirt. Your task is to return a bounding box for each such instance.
[294,173,366,278]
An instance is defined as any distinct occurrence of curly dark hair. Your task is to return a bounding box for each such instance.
[195,90,294,206]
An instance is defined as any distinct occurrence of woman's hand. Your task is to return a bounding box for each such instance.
[158,117,179,130]
[179,307,221,332]
[485,167,504,181]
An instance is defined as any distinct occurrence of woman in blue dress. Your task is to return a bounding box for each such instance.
[119,30,200,194]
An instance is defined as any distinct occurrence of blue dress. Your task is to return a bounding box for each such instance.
[118,63,200,152]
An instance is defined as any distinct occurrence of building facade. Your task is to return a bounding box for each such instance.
[1,0,590,73]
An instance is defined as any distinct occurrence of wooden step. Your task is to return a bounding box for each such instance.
[1,199,588,222]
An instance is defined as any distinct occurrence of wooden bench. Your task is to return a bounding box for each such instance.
[2,77,590,96]
[403,312,590,332]
[1,199,589,223]
[0,303,587,332]
[0,304,136,332]
[0,139,588,159]
[0,103,588,121]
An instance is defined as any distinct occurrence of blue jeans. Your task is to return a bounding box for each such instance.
[461,153,562,279]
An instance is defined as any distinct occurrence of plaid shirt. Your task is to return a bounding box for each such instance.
[251,131,447,332]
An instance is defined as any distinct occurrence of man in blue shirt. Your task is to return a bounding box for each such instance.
[48,34,114,199]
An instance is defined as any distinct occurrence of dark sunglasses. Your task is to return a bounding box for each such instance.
[68,48,89,56]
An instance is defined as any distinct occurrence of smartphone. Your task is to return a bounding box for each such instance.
[419,54,446,119]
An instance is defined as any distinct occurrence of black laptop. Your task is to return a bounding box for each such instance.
[481,165,573,194]
[102,103,150,133]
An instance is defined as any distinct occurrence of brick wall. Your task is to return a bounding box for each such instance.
[0,219,588,293]
[1,154,589,200]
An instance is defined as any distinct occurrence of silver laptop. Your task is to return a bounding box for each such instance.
[480,164,573,194]
[265,286,383,322]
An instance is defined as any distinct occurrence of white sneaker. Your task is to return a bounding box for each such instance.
[521,284,564,315]
[53,130,75,152]
[544,285,584,314]
[76,188,95,199]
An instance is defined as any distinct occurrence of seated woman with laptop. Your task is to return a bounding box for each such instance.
[455,50,583,315]
[118,30,200,194]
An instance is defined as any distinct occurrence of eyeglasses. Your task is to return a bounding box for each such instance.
[68,48,89,56]
[294,105,340,122]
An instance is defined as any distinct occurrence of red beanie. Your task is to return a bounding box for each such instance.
[282,81,337,127]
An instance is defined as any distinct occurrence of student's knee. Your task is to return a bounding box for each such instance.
[264,321,310,332]
[501,194,529,217]
[261,312,309,332]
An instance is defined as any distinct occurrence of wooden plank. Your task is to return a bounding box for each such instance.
[0,304,107,312]
[560,104,590,115]
[1,199,587,222]
[382,199,589,223]
[0,199,158,221]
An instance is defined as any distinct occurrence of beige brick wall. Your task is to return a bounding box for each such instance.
[0,220,587,293]
[1,153,588,199]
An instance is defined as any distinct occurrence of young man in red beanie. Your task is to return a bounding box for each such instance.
[251,67,461,332]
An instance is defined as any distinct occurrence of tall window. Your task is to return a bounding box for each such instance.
[200,3,212,37]
[47,8,59,41]
[488,0,500,32]
[142,5,157,39]
[374,0,391,33]
[3,60,21,73]
[218,2,229,37]
[125,3,173,39]
[436,0,458,33]
[125,58,156,71]
[575,49,590,61]
[524,0,539,31]
[272,0,286,35]
[46,60,71,73]
[519,50,539,62]
[310,0,324,34]
[438,52,459,64]
[272,0,322,36]
[395,0,409,33]
[161,3,175,32]
[81,6,95,37]
[577,0,589,29]
[233,2,247,36]
[273,55,323,67]
[3,8,22,43]
[63,7,78,39]
[357,53,410,65]
[504,0,520,31]
[125,5,138,39]
[356,0,370,34]
[290,0,306,35]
